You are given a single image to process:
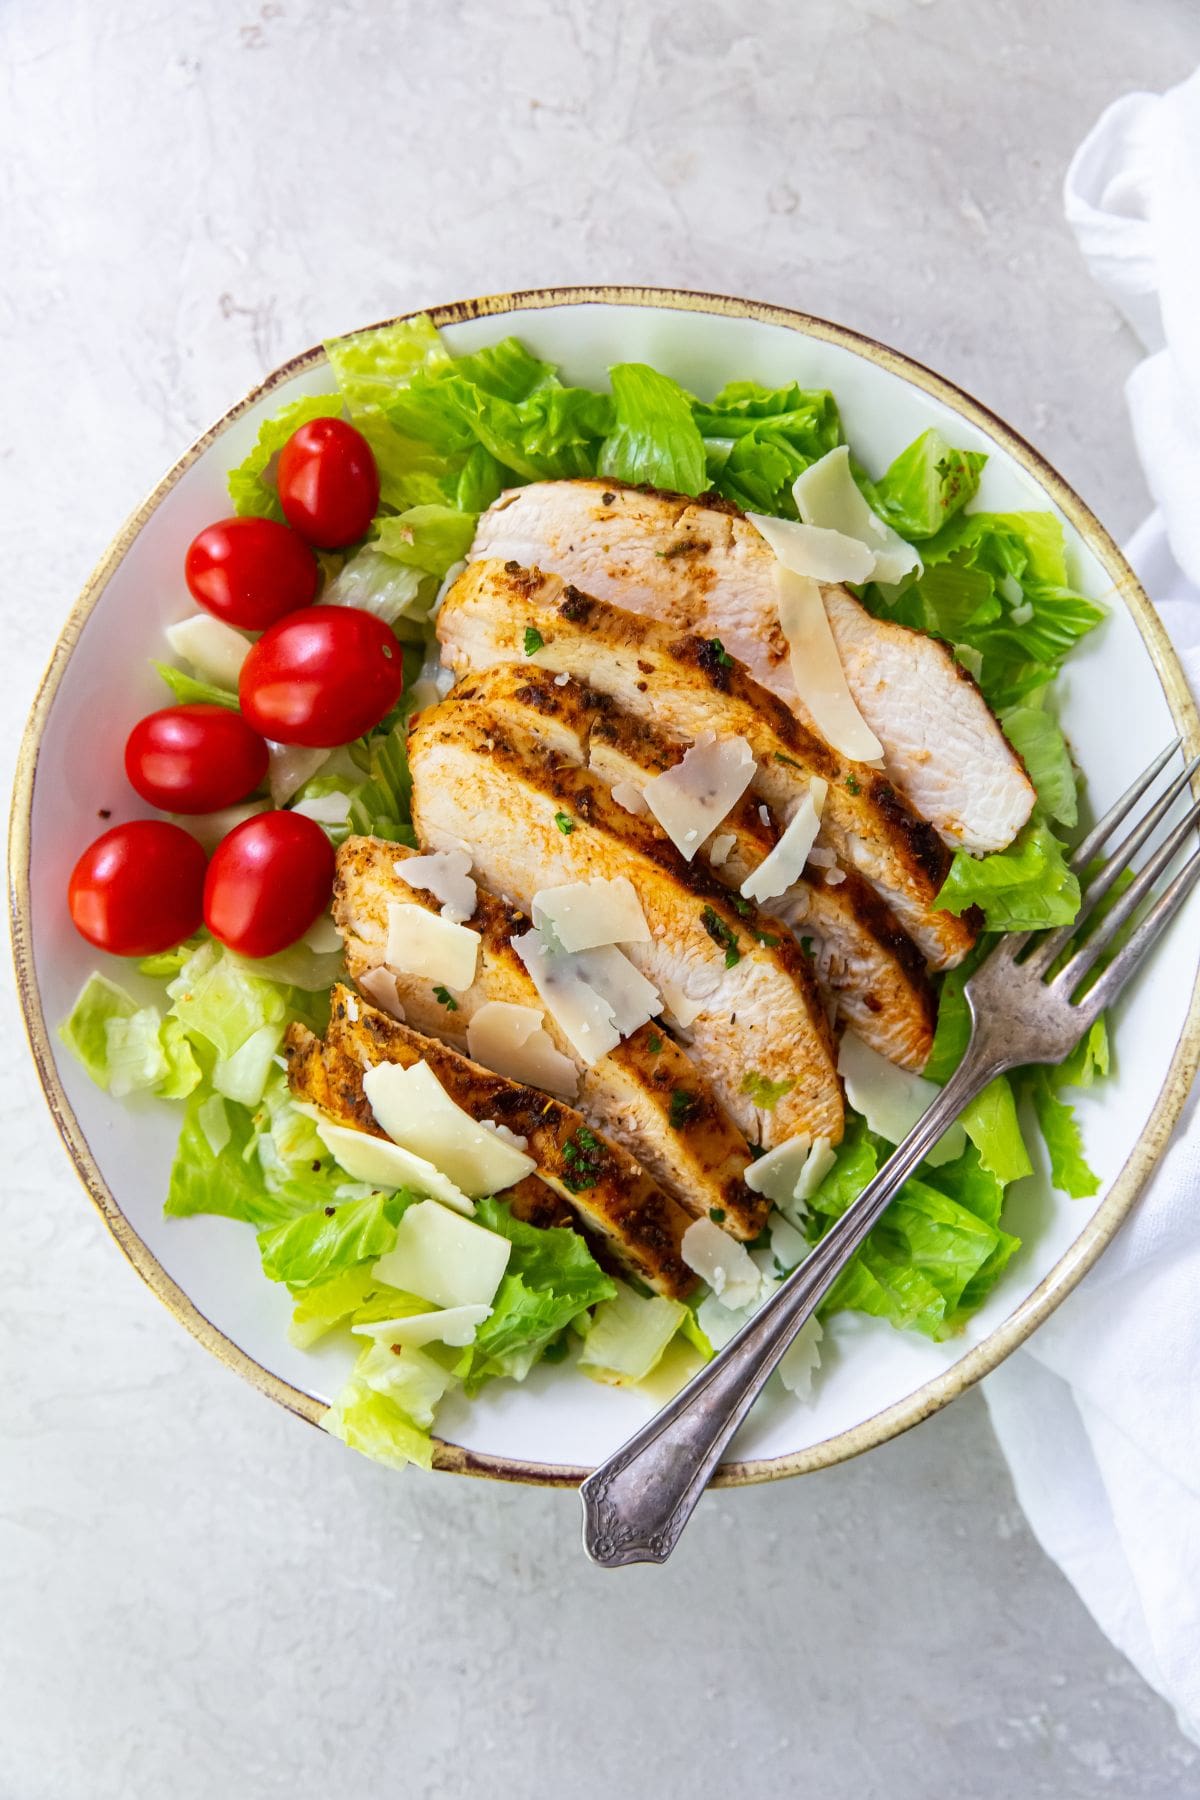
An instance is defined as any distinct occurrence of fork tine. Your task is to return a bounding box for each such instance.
[1069,737,1181,871]
[1079,842,1200,1018]
[1054,793,1200,994]
[1022,753,1200,976]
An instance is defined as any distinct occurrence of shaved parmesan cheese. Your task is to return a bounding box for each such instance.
[268,741,331,806]
[385,901,479,991]
[398,848,477,925]
[708,832,736,867]
[747,511,875,584]
[778,1315,823,1399]
[741,778,828,904]
[792,446,922,587]
[775,566,884,763]
[314,1119,475,1215]
[514,929,659,1063]
[466,1001,578,1097]
[697,1292,747,1349]
[610,779,648,816]
[482,1120,529,1153]
[768,1209,809,1271]
[290,789,352,826]
[744,1134,813,1204]
[352,1306,488,1349]
[373,1198,512,1309]
[165,613,250,689]
[642,732,756,862]
[657,977,707,1031]
[837,1032,965,1166]
[363,1060,537,1195]
[795,1136,837,1199]
[357,966,407,1020]
[532,877,650,953]
[681,1218,762,1309]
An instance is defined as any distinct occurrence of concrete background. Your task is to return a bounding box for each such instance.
[4,2,1200,1795]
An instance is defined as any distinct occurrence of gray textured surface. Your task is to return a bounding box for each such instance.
[4,2,1200,1795]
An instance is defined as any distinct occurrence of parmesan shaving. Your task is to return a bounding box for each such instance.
[747,511,875,584]
[314,1118,475,1214]
[792,446,923,586]
[398,848,477,924]
[681,1218,762,1309]
[513,929,659,1064]
[610,779,648,817]
[466,1001,578,1097]
[837,1033,965,1166]
[385,902,479,990]
[642,732,756,862]
[373,1199,512,1309]
[291,790,352,825]
[745,1133,836,1226]
[352,1306,488,1350]
[656,977,707,1031]
[363,1060,537,1195]
[741,778,828,905]
[357,966,407,1021]
[774,566,884,763]
[531,876,650,953]
[708,832,736,867]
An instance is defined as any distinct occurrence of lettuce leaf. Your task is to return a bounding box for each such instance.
[1030,1072,1100,1199]
[372,504,477,576]
[59,973,138,1088]
[227,395,343,520]
[936,818,1080,931]
[693,380,842,514]
[324,1367,434,1471]
[598,363,706,495]
[60,974,201,1099]
[957,1076,1031,1184]
[324,314,449,416]
[167,940,288,1061]
[385,363,612,485]
[1001,702,1078,828]
[258,1189,411,1288]
[859,429,986,540]
[152,661,240,711]
[346,710,416,844]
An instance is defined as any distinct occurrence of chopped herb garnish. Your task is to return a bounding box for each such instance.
[560,1125,606,1192]
[708,1206,727,1224]
[753,928,780,947]
[523,626,545,656]
[732,895,752,917]
[774,751,801,769]
[433,985,459,1011]
[708,637,733,668]
[800,936,814,957]
[647,1034,663,1054]
[554,811,576,835]
[740,1070,796,1110]
[701,904,741,968]
[669,1089,698,1129]
[846,773,861,795]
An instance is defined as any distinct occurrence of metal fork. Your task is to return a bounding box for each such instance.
[581,740,1200,1568]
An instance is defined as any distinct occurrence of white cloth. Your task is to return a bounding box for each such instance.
[984,67,1200,1743]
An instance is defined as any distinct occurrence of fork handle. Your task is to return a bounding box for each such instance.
[580,1051,997,1567]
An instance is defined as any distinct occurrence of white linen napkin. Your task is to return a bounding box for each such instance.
[984,66,1200,1743]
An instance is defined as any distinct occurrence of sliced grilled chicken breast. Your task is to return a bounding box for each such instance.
[332,835,766,1238]
[436,559,975,969]
[287,986,697,1299]
[473,479,1036,854]
[452,664,937,1071]
[407,698,845,1147]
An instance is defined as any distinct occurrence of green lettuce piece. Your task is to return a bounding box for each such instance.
[577,1281,686,1382]
[152,661,240,710]
[805,1122,880,1220]
[164,1086,292,1226]
[257,1189,409,1288]
[924,954,976,1084]
[936,818,1080,931]
[1054,1015,1109,1090]
[693,380,842,514]
[372,504,477,576]
[347,713,415,844]
[324,1363,434,1471]
[356,1340,456,1428]
[324,314,449,415]
[958,1076,1031,1184]
[321,543,426,629]
[287,1263,381,1348]
[598,363,706,495]
[459,1198,616,1389]
[386,365,612,484]
[860,429,986,540]
[59,973,138,1087]
[167,941,288,1061]
[1002,702,1078,828]
[1030,1072,1100,1198]
[227,395,343,520]
[449,336,558,400]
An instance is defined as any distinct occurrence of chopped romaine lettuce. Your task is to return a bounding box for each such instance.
[577,1280,686,1383]
[152,660,240,710]
[936,817,1080,931]
[1001,701,1078,828]
[693,380,842,514]
[59,973,201,1099]
[227,395,343,520]
[258,1188,411,1288]
[598,363,706,495]
[857,429,986,541]
[324,1365,435,1471]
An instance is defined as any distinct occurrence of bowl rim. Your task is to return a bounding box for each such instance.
[11,282,1200,1489]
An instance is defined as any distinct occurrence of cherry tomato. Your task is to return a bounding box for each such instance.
[276,417,380,548]
[239,605,403,747]
[124,704,269,814]
[203,811,335,958]
[185,516,318,629]
[68,821,207,957]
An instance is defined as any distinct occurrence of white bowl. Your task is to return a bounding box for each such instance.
[12,287,1200,1485]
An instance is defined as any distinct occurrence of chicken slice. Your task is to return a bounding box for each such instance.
[332,835,767,1238]
[436,559,975,969]
[286,985,697,1299]
[473,479,1036,854]
[407,697,845,1148]
[451,663,937,1071]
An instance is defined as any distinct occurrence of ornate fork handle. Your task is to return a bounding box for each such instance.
[580,1041,1002,1567]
